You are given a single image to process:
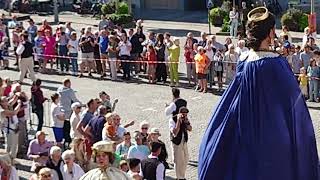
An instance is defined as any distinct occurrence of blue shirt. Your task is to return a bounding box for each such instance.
[80,110,94,128]
[99,36,108,54]
[300,52,312,69]
[307,66,320,78]
[292,52,301,74]
[88,115,106,143]
[127,144,150,161]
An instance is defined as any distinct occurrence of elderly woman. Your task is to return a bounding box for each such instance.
[195,46,210,93]
[46,146,64,180]
[38,167,53,180]
[80,141,130,180]
[61,150,85,180]
[224,44,239,84]
[139,121,150,146]
[0,151,18,180]
[235,40,249,57]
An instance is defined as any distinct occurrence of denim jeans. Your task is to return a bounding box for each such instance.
[58,45,69,71]
[230,20,239,38]
[120,55,131,79]
[309,79,318,101]
[69,53,78,73]
[35,107,44,131]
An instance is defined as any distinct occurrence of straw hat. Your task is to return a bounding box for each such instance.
[92,141,114,153]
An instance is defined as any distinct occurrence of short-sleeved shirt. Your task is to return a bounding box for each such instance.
[127,145,150,161]
[300,52,312,69]
[80,35,94,53]
[102,125,127,141]
[50,103,64,128]
[80,110,94,128]
[195,53,209,74]
[292,53,301,74]
[34,36,44,54]
[88,115,106,143]
[68,39,79,54]
[299,74,308,86]
[118,41,131,56]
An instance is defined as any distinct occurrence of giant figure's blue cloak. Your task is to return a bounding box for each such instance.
[198,51,319,180]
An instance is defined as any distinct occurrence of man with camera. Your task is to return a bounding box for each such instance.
[165,88,192,180]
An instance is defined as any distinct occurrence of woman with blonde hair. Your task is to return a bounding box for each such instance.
[70,138,91,172]
[0,150,18,180]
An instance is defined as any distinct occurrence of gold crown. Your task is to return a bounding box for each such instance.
[247,7,269,22]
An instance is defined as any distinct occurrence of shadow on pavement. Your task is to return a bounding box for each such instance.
[146,28,201,38]
[16,163,32,173]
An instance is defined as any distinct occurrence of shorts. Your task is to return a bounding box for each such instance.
[300,85,308,96]
[197,73,207,79]
[52,127,64,143]
[81,52,94,62]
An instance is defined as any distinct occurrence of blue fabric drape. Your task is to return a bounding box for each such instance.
[198,56,319,180]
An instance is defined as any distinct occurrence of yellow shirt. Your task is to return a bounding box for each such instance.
[298,74,308,87]
[168,45,180,62]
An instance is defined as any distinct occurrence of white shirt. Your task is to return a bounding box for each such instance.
[235,47,249,57]
[140,154,165,180]
[50,103,65,128]
[229,11,239,22]
[1,115,18,134]
[62,163,85,180]
[68,39,79,54]
[118,41,131,56]
[102,125,127,141]
[70,112,82,139]
[165,102,177,118]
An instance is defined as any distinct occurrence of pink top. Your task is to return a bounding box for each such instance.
[44,36,56,55]
[0,31,4,42]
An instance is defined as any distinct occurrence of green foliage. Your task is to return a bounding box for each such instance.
[101,2,116,15]
[221,11,230,32]
[210,8,228,26]
[281,8,308,32]
[109,13,133,25]
[116,2,129,15]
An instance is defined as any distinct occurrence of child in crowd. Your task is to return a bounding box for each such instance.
[99,91,118,113]
[119,160,129,173]
[104,113,120,142]
[168,38,180,87]
[34,30,45,72]
[127,158,142,180]
[0,36,9,69]
[146,44,157,83]
[298,67,308,99]
[67,31,79,76]
[307,59,320,102]
[108,35,119,81]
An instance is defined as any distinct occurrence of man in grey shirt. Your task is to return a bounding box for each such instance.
[300,45,312,69]
[57,78,80,119]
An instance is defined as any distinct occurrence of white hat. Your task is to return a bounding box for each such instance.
[71,102,81,110]
[150,128,161,136]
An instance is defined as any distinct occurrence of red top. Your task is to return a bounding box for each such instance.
[146,51,157,64]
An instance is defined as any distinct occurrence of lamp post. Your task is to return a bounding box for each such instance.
[54,0,59,23]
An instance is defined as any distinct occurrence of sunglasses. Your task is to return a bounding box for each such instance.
[40,174,51,178]
[141,127,148,130]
